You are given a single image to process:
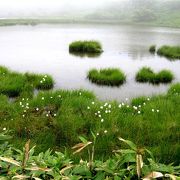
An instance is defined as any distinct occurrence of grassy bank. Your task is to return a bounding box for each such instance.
[0,66,179,165]
[136,67,174,84]
[88,68,126,86]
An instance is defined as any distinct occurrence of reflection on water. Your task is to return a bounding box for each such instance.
[0,23,179,101]
[69,51,102,58]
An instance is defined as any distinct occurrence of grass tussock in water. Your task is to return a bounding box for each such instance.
[0,66,54,97]
[136,67,174,84]
[88,68,126,86]
[149,45,156,53]
[157,45,180,60]
[69,40,103,54]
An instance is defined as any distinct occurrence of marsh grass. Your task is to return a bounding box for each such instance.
[136,67,174,84]
[0,83,179,163]
[0,73,26,97]
[25,73,54,90]
[0,67,54,98]
[69,40,103,54]
[0,65,179,164]
[88,68,126,86]
[157,45,180,60]
[168,83,180,95]
[149,45,156,53]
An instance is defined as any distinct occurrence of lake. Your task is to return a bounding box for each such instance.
[0,23,180,101]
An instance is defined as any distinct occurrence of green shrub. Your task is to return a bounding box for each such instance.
[69,40,103,53]
[157,45,180,60]
[136,67,174,84]
[149,45,156,53]
[88,68,126,86]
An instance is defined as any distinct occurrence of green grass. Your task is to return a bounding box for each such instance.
[157,45,180,60]
[25,73,54,90]
[168,83,180,95]
[69,41,103,54]
[0,66,179,164]
[88,68,126,86]
[136,67,174,84]
[149,45,156,53]
[0,66,54,97]
[0,82,179,164]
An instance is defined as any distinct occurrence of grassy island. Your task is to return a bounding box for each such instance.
[136,67,174,84]
[88,68,126,86]
[157,45,180,60]
[69,40,103,54]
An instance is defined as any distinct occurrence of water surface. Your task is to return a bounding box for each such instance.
[0,23,180,101]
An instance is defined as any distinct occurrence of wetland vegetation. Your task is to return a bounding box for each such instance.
[69,41,103,54]
[136,67,174,84]
[87,68,126,86]
[0,66,179,167]
[157,45,180,60]
[0,0,180,178]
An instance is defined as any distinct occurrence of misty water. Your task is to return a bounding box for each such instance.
[0,23,180,101]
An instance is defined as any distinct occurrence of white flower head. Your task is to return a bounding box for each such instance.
[101,119,104,122]
[3,127,6,131]
[152,109,155,112]
[104,130,108,134]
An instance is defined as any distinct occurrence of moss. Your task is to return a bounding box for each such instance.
[69,40,103,54]
[88,68,126,86]
[136,67,174,84]
[157,45,180,60]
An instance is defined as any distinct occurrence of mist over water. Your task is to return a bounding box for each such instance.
[0,0,179,23]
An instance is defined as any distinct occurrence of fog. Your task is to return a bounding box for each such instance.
[0,0,121,18]
[0,0,179,26]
